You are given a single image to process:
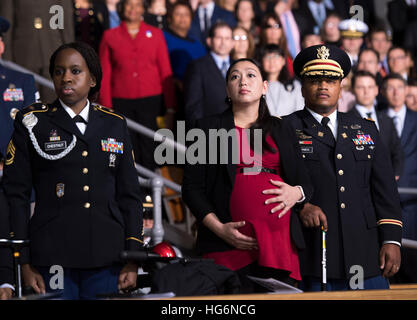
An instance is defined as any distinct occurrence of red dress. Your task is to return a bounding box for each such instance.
[204,126,301,281]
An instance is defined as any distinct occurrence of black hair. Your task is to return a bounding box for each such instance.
[117,0,144,21]
[258,44,293,87]
[225,58,276,153]
[358,47,380,63]
[208,21,233,39]
[381,73,407,90]
[167,0,193,21]
[49,42,102,102]
[351,70,377,88]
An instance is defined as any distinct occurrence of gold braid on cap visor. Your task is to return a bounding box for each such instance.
[300,59,344,77]
[341,30,364,38]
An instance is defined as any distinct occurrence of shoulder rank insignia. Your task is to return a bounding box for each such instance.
[94,104,124,120]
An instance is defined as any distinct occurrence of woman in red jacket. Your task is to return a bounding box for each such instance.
[99,0,176,170]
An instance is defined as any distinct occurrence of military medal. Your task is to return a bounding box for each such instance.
[352,134,374,145]
[101,138,124,154]
[109,153,116,167]
[56,183,65,198]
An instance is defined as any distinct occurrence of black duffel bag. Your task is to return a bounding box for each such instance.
[150,259,241,296]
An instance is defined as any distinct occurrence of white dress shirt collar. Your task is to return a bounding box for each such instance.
[306,107,338,139]
[60,99,90,134]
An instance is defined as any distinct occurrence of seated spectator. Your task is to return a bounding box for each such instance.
[188,0,236,45]
[184,22,234,128]
[235,0,259,45]
[106,0,121,29]
[349,70,403,179]
[388,46,410,80]
[231,26,255,60]
[367,26,392,77]
[260,44,303,117]
[258,12,293,76]
[99,0,176,170]
[406,78,417,112]
[74,0,109,52]
[144,0,168,29]
[338,18,369,68]
[321,12,341,47]
[300,31,323,49]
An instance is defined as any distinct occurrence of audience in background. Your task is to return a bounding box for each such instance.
[106,0,121,28]
[231,26,255,60]
[234,0,259,45]
[188,0,236,45]
[321,13,341,47]
[260,44,303,117]
[144,0,168,29]
[367,26,392,77]
[406,79,417,112]
[184,22,234,128]
[99,0,176,170]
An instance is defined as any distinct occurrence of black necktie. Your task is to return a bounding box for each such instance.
[73,115,87,124]
[203,8,209,33]
[321,116,335,142]
[366,112,373,120]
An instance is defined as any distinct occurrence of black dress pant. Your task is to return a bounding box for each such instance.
[113,95,163,170]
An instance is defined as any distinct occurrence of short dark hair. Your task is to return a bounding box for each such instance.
[351,70,377,88]
[381,73,407,90]
[208,21,232,39]
[167,0,193,21]
[408,78,417,87]
[358,48,380,64]
[117,0,144,21]
[387,46,406,59]
[49,42,102,101]
[258,44,292,84]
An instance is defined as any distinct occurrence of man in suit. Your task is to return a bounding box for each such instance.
[0,15,38,157]
[187,0,236,45]
[387,46,410,81]
[367,27,392,78]
[284,45,403,291]
[293,0,348,38]
[0,0,74,102]
[349,70,404,179]
[184,22,234,128]
[382,73,417,283]
[383,73,417,242]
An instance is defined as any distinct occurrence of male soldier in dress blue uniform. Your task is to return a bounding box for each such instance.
[0,16,38,157]
[283,45,403,291]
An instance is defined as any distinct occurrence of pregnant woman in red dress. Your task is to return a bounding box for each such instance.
[182,58,312,291]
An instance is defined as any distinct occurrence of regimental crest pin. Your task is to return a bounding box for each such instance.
[49,129,60,141]
[56,183,65,198]
[109,153,116,167]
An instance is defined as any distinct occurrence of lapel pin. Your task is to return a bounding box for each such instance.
[56,183,65,198]
[318,131,324,137]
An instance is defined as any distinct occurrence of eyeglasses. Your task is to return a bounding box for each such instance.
[233,35,248,41]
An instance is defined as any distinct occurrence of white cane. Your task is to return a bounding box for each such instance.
[321,225,327,291]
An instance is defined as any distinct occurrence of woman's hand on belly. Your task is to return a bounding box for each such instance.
[262,180,303,218]
[202,213,258,250]
[218,221,259,250]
